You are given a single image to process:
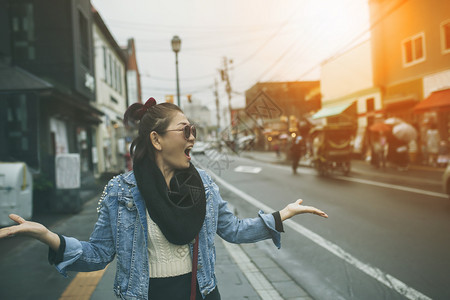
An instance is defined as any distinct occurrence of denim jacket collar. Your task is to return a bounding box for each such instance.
[122,170,137,186]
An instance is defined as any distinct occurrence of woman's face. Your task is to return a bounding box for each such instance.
[158,111,195,171]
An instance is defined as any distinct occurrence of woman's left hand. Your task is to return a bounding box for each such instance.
[279,199,328,221]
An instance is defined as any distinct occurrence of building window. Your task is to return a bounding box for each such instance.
[10,2,35,61]
[1,93,38,168]
[118,67,122,94]
[102,46,107,80]
[112,60,117,90]
[441,19,450,54]
[115,63,120,92]
[402,32,426,67]
[108,53,113,86]
[78,10,89,67]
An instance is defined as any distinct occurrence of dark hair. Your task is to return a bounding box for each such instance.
[124,98,183,164]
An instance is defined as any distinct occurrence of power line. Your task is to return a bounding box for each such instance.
[232,2,304,69]
[296,0,409,80]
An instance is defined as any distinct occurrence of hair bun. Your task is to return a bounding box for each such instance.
[123,97,158,127]
[144,97,157,109]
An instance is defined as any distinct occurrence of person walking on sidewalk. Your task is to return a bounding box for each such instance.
[0,98,328,300]
[290,135,306,174]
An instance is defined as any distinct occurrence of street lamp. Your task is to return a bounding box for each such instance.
[171,35,181,107]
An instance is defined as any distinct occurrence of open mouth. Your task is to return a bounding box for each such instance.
[184,148,191,158]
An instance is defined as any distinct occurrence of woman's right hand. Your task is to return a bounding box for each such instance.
[0,214,60,250]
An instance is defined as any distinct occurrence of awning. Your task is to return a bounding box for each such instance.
[413,89,450,112]
[383,94,418,112]
[0,63,53,91]
[312,102,353,119]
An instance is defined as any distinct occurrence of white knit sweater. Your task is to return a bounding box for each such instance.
[146,211,192,278]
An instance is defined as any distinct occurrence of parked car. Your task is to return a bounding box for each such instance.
[443,162,450,198]
[191,141,210,155]
[237,135,256,151]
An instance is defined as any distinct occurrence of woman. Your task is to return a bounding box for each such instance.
[0,98,328,300]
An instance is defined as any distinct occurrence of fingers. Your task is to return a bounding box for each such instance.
[315,209,328,218]
[9,214,26,224]
[0,226,17,238]
[310,207,328,218]
[293,199,328,218]
[299,204,328,218]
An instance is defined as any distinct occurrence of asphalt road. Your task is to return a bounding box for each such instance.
[194,152,450,300]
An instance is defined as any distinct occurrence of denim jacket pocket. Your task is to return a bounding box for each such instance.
[117,195,138,230]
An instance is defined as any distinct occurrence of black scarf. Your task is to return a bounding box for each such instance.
[133,156,206,245]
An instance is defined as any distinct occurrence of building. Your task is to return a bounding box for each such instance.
[245,81,321,150]
[123,38,142,106]
[369,0,450,162]
[182,102,213,141]
[92,6,128,177]
[317,40,381,155]
[0,0,103,212]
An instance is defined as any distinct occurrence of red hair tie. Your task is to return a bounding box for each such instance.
[142,97,157,113]
[123,97,157,127]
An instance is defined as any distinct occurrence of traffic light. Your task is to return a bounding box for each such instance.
[165,95,174,103]
[186,94,192,103]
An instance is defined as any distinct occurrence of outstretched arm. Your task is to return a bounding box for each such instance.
[0,214,60,251]
[279,199,328,221]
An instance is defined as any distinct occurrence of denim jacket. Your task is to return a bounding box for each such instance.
[54,168,281,300]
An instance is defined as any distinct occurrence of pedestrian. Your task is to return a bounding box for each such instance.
[273,142,281,157]
[387,134,409,171]
[290,135,306,174]
[379,133,387,168]
[0,98,328,300]
[426,122,440,167]
[370,132,380,168]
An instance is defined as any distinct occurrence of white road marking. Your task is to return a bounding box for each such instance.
[238,156,447,199]
[234,165,262,174]
[334,175,448,199]
[221,240,283,300]
[205,166,432,300]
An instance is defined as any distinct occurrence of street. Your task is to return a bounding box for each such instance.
[194,151,450,300]
[0,151,449,300]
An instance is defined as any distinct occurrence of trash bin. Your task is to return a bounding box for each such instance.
[0,163,33,226]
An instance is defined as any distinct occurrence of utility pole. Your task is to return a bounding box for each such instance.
[220,56,235,150]
[214,78,221,152]
[221,57,233,128]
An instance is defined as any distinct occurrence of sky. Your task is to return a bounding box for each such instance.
[91,0,371,114]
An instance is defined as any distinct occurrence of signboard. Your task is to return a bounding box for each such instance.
[55,154,80,189]
[245,91,282,129]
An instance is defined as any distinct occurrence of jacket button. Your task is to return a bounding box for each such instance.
[127,201,133,208]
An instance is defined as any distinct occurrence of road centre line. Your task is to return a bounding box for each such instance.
[334,175,448,199]
[206,167,432,300]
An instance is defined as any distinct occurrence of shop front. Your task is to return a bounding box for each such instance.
[413,88,450,166]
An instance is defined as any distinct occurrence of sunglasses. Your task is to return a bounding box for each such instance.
[165,124,196,140]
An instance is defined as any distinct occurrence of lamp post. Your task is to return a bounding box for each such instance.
[171,35,181,107]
